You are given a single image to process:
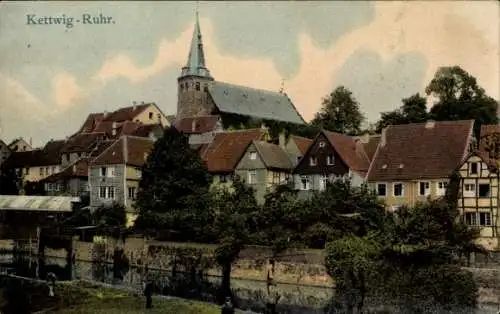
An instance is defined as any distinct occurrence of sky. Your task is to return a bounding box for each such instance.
[0,1,499,147]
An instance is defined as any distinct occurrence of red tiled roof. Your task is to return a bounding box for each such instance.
[91,136,154,167]
[366,120,474,181]
[323,130,371,174]
[477,124,499,169]
[62,133,106,153]
[203,129,267,173]
[175,115,220,134]
[42,158,90,182]
[101,103,150,122]
[290,135,313,155]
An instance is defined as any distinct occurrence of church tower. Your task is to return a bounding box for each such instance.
[176,13,215,121]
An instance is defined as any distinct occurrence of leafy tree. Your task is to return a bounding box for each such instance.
[311,86,365,135]
[325,235,381,314]
[0,168,20,195]
[304,179,386,248]
[208,176,259,302]
[252,184,305,255]
[93,202,127,239]
[134,126,212,239]
[375,93,428,132]
[426,66,498,134]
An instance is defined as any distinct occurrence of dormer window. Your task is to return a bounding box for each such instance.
[250,151,257,160]
[309,157,317,166]
[195,82,200,91]
[319,141,326,148]
[326,154,334,165]
[470,162,478,175]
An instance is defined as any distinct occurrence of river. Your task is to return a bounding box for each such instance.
[0,253,498,314]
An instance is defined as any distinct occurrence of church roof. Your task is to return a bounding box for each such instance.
[208,81,305,125]
[180,13,212,79]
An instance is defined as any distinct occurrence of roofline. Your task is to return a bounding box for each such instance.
[89,138,120,166]
[322,129,362,173]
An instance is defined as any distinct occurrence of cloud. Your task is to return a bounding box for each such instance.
[52,72,82,108]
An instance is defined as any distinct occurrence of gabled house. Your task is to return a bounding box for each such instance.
[293,130,372,193]
[89,136,155,226]
[456,124,500,250]
[2,139,65,185]
[41,140,116,197]
[175,115,223,145]
[366,120,475,211]
[201,128,269,187]
[280,134,313,167]
[235,140,294,203]
[8,137,32,152]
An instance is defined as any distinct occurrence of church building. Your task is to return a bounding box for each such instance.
[175,14,305,132]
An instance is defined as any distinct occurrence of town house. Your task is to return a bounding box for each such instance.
[366,120,475,211]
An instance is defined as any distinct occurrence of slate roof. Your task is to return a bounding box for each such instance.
[180,14,212,79]
[208,81,305,125]
[175,115,220,134]
[252,141,294,170]
[91,136,154,167]
[290,135,313,155]
[366,120,474,181]
[202,129,267,173]
[323,130,371,174]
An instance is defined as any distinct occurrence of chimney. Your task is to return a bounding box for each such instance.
[278,131,287,148]
[29,137,32,146]
[112,122,117,136]
[191,119,197,132]
[103,111,108,118]
[425,120,436,129]
[132,101,137,111]
[380,128,387,147]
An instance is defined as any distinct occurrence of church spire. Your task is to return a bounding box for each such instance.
[180,10,213,79]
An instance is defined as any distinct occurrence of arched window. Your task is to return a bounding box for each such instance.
[203,84,208,92]
[195,82,200,91]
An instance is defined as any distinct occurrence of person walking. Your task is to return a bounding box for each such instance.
[144,277,154,309]
[220,296,235,314]
[265,259,280,314]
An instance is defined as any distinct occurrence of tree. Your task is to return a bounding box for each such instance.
[426,66,498,134]
[252,184,305,255]
[375,93,428,132]
[93,202,127,239]
[208,176,260,303]
[134,126,212,239]
[311,86,365,135]
[325,235,381,314]
[0,168,20,195]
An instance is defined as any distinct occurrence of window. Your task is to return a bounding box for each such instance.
[157,113,161,121]
[419,181,430,196]
[149,112,153,119]
[319,175,328,190]
[128,187,136,200]
[249,151,257,160]
[247,170,257,184]
[470,162,478,175]
[272,172,280,184]
[99,186,107,198]
[83,183,89,192]
[195,82,200,91]
[319,141,326,148]
[309,157,317,166]
[465,212,492,226]
[40,167,44,175]
[203,85,208,92]
[393,183,403,197]
[45,167,49,175]
[107,187,115,199]
[377,183,387,197]
[296,156,302,163]
[25,168,29,175]
[436,181,448,196]
[464,184,476,197]
[326,154,334,166]
[51,166,56,174]
[107,167,115,177]
[300,176,310,190]
[478,184,491,197]
[77,153,81,158]
[100,167,107,177]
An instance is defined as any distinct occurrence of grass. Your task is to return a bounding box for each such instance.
[40,281,227,314]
